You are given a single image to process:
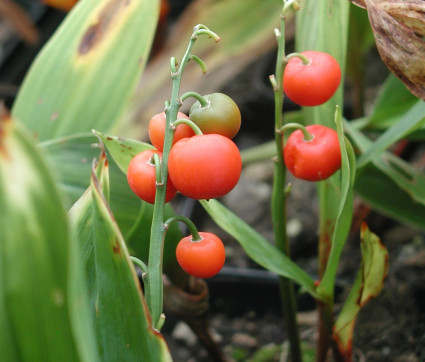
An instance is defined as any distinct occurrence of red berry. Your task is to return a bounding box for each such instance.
[283,124,341,181]
[283,51,341,107]
[127,149,177,204]
[168,134,241,200]
[148,111,195,151]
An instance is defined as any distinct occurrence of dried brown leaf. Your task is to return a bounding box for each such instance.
[350,0,425,100]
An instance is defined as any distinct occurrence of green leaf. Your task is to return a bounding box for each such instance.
[12,0,159,141]
[346,121,425,210]
[199,199,322,301]
[69,152,171,361]
[93,129,154,174]
[317,108,356,301]
[40,133,99,206]
[357,100,425,168]
[355,165,425,230]
[41,133,146,237]
[0,116,98,361]
[333,223,388,358]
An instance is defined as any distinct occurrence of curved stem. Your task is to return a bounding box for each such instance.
[130,256,148,277]
[151,152,161,184]
[193,25,220,43]
[172,118,203,135]
[164,215,202,242]
[286,52,311,65]
[170,57,178,75]
[190,54,208,74]
[181,91,209,108]
[278,122,314,141]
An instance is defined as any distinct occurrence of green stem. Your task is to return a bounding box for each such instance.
[164,215,202,241]
[189,55,208,74]
[172,118,203,135]
[151,152,161,184]
[144,25,218,330]
[130,256,148,277]
[180,91,209,108]
[286,52,311,65]
[278,122,314,141]
[270,5,302,362]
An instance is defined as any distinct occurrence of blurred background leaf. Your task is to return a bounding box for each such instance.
[346,121,425,229]
[356,100,425,167]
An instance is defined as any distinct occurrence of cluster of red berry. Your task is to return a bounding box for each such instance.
[127,92,242,204]
[127,92,242,278]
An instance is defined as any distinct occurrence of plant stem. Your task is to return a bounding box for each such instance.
[164,215,202,241]
[271,7,302,362]
[144,25,218,330]
[286,52,311,65]
[278,122,314,141]
[172,118,203,135]
[180,91,209,107]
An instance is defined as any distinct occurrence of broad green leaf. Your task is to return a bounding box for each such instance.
[333,223,388,358]
[199,199,322,301]
[346,121,425,207]
[0,115,98,361]
[12,0,159,141]
[40,133,99,206]
[317,108,356,301]
[41,133,145,236]
[69,152,171,361]
[357,100,425,168]
[118,0,283,138]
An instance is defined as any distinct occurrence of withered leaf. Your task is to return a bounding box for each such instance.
[350,0,425,100]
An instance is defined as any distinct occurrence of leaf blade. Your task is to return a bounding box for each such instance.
[0,115,98,361]
[12,0,160,141]
[69,152,172,361]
